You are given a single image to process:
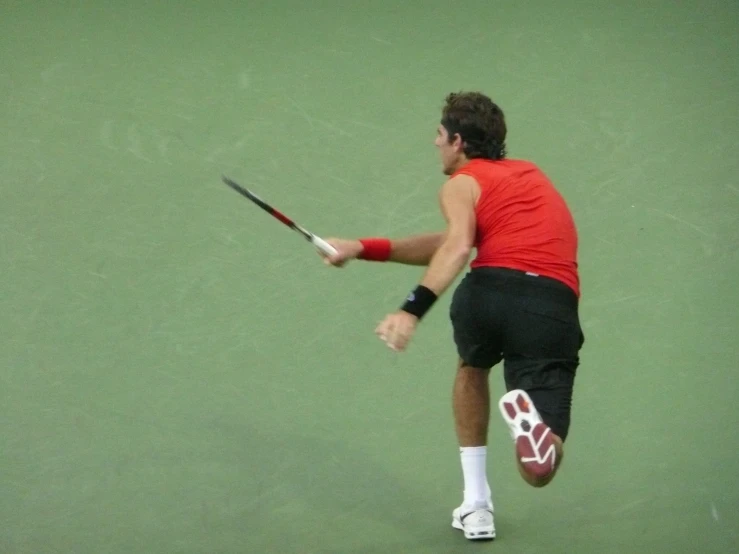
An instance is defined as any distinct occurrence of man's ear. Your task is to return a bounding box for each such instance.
[453,133,464,151]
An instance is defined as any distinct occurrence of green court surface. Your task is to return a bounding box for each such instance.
[2,1,738,552]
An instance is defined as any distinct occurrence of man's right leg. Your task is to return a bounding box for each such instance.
[498,388,566,487]
[495,271,583,489]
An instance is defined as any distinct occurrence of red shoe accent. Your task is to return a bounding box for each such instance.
[515,394,530,413]
[503,401,517,419]
[516,422,556,479]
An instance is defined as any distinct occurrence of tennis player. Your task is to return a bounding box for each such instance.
[321,92,584,541]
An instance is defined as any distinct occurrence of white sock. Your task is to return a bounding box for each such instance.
[460,446,493,510]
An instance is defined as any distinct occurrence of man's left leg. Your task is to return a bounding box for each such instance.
[448,273,503,540]
[451,359,496,540]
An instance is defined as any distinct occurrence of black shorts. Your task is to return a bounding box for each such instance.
[449,267,584,441]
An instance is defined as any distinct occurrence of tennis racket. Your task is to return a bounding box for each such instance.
[222,175,338,257]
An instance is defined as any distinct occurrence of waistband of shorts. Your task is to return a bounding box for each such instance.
[467,267,579,308]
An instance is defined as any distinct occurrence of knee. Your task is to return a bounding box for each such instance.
[518,464,557,488]
[528,473,556,488]
[518,439,564,488]
[456,360,490,379]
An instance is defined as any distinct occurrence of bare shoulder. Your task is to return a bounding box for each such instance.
[439,173,480,204]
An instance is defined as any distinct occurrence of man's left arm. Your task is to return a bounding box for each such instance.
[374,174,477,352]
[419,174,477,296]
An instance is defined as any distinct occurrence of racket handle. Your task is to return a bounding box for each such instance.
[311,236,338,257]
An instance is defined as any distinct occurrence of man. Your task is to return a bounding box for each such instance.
[320,92,584,541]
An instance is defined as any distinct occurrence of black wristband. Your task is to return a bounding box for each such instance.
[400,285,438,319]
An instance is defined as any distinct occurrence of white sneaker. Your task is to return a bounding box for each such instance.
[498,389,557,479]
[451,505,496,540]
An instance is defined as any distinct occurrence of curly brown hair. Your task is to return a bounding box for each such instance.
[441,92,507,160]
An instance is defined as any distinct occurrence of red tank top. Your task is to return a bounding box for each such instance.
[452,158,580,297]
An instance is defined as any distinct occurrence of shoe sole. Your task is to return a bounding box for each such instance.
[499,390,557,479]
[451,511,496,540]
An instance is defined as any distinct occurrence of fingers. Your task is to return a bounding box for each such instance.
[374,321,394,350]
[322,254,344,267]
[318,238,350,267]
[374,319,391,344]
[375,316,413,352]
[318,249,344,266]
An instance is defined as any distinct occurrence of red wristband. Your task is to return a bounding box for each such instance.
[358,238,391,262]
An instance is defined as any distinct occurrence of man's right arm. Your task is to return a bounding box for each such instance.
[387,232,445,265]
[322,232,446,267]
